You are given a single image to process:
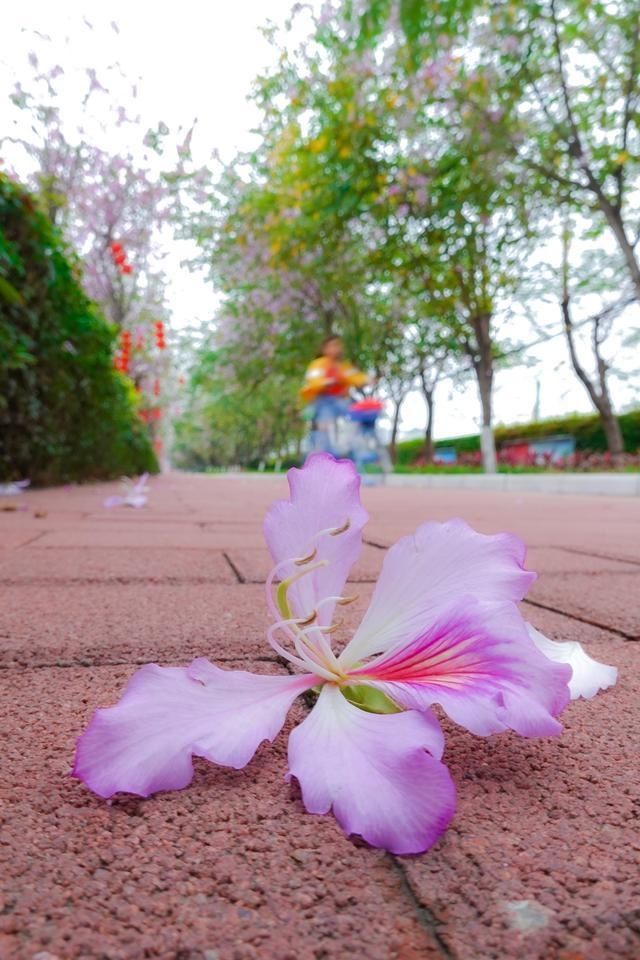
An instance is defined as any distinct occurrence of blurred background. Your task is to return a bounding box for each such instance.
[1,0,639,481]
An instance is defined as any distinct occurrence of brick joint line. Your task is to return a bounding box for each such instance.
[522,598,637,641]
[223,551,246,583]
[387,855,457,959]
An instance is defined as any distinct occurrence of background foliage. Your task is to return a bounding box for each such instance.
[175,0,639,471]
[0,173,157,483]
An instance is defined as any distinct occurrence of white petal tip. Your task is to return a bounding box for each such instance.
[526,624,618,701]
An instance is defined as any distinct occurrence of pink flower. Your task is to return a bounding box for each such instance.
[103,474,149,509]
[76,455,616,854]
[0,479,30,496]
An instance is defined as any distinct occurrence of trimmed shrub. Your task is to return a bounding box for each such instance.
[396,410,640,466]
[0,174,156,484]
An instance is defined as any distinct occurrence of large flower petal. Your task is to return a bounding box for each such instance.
[73,660,314,799]
[527,624,618,699]
[341,519,536,665]
[350,601,571,737]
[287,684,456,854]
[263,453,368,625]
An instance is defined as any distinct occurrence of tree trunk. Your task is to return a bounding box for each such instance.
[561,294,625,460]
[389,396,403,464]
[422,388,435,464]
[600,408,625,458]
[470,314,497,473]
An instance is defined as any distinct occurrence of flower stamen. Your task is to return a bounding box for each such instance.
[294,547,318,566]
[330,519,350,536]
[297,609,317,627]
[275,560,328,619]
[338,594,358,605]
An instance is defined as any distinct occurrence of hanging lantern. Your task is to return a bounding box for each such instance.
[154,320,166,350]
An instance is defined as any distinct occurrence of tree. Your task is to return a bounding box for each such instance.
[559,223,634,459]
[362,0,640,300]
[3,37,187,422]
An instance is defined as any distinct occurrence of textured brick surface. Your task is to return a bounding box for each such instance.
[0,583,275,668]
[0,546,235,584]
[528,570,640,639]
[1,663,440,960]
[1,472,638,960]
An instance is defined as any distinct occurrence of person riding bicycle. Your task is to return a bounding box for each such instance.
[300,335,368,455]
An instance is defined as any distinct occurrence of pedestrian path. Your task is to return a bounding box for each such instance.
[1,472,638,960]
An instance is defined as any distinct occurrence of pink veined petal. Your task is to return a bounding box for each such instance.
[349,601,571,737]
[263,453,368,625]
[287,684,456,855]
[341,518,536,666]
[73,660,315,799]
[526,623,618,700]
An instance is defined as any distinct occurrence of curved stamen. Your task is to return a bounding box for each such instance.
[264,515,352,653]
[266,619,319,672]
[292,633,342,682]
[330,518,350,536]
[338,594,359,606]
[264,557,327,640]
[297,609,317,627]
[294,547,317,566]
[299,615,345,673]
[275,560,328,620]
[267,617,344,681]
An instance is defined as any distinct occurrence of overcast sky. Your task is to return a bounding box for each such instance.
[1,1,638,440]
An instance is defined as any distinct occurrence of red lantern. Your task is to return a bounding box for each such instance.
[154,320,166,350]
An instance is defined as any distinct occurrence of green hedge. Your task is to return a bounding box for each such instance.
[396,410,640,465]
[0,174,157,484]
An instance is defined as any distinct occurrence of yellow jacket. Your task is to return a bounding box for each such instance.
[300,356,368,404]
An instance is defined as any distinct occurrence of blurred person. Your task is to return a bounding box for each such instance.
[300,335,368,455]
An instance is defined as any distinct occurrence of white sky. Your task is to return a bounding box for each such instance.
[1,1,638,440]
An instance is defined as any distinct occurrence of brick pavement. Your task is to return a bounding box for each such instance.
[1,472,638,960]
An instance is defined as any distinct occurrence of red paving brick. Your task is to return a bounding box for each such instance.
[2,663,440,960]
[361,487,640,563]
[32,525,264,550]
[0,583,275,668]
[525,547,639,575]
[528,571,640,639]
[0,546,235,584]
[1,472,638,960]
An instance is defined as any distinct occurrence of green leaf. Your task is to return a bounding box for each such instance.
[0,275,24,305]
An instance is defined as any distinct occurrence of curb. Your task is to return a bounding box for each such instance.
[384,473,640,497]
